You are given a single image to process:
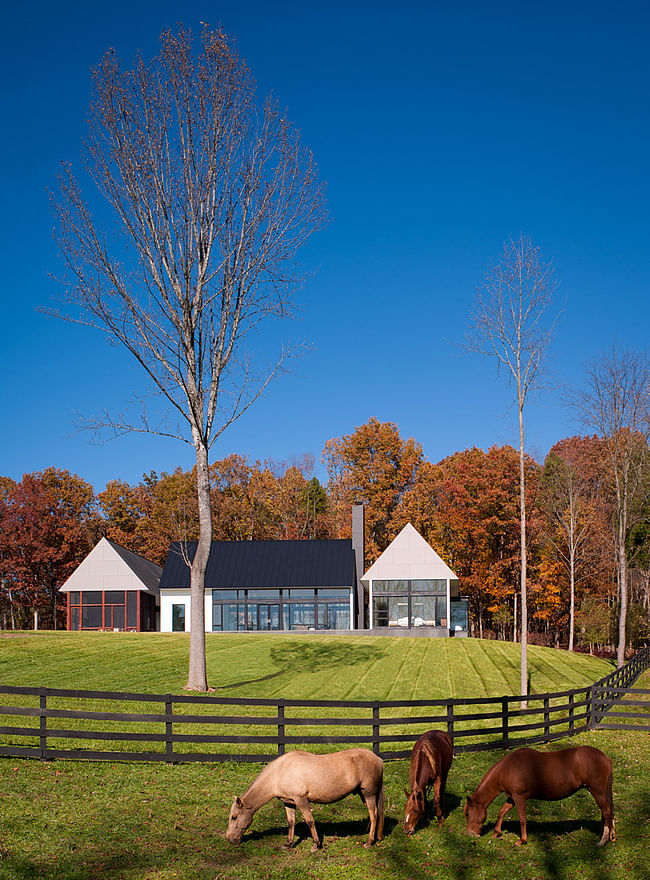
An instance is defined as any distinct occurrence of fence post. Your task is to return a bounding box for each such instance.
[568,692,575,736]
[39,688,47,760]
[372,703,380,756]
[446,701,454,743]
[594,685,602,726]
[165,694,173,764]
[501,696,509,748]
[277,700,285,756]
[543,697,550,741]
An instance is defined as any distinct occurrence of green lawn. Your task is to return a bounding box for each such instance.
[0,634,645,880]
[0,632,612,699]
[0,723,648,880]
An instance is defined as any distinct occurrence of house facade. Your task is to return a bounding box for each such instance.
[158,539,358,632]
[362,523,468,636]
[59,537,161,631]
[58,516,468,637]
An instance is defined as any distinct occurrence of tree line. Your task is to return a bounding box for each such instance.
[1,415,648,650]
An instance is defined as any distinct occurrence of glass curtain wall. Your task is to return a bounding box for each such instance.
[372,580,448,628]
[211,588,350,631]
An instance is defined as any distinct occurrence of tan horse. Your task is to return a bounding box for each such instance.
[404,730,453,834]
[226,748,385,851]
[464,746,615,846]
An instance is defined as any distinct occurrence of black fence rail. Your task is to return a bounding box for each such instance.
[0,647,648,764]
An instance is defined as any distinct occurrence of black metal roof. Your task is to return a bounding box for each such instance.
[159,539,356,590]
[107,539,162,592]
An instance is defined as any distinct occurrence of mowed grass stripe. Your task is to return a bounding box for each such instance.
[0,633,611,704]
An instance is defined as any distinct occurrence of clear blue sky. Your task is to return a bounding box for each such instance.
[2,1,649,492]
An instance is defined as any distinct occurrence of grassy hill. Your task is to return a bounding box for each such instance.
[0,635,647,880]
[0,631,612,700]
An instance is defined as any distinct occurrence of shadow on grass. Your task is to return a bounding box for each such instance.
[240,814,399,848]
[219,641,388,690]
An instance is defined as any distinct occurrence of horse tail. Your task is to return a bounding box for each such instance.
[376,774,385,841]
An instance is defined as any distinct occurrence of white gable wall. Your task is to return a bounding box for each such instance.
[59,537,157,594]
[362,523,457,582]
[362,524,459,632]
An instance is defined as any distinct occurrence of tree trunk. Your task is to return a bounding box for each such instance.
[518,400,528,706]
[569,541,575,652]
[617,515,628,668]
[185,436,212,691]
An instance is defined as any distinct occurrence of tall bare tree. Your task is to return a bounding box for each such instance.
[573,347,650,666]
[468,235,559,702]
[52,27,327,690]
[540,440,603,651]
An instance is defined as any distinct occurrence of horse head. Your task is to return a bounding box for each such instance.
[225,795,254,844]
[403,787,426,835]
[464,795,486,837]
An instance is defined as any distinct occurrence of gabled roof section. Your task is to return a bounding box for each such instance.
[59,537,162,594]
[361,523,458,582]
[159,539,356,590]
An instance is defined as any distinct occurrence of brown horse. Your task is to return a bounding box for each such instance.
[226,748,384,851]
[464,746,615,846]
[403,730,453,834]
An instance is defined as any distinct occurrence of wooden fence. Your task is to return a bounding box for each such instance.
[0,647,648,764]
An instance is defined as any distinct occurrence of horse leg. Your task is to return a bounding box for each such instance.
[363,793,378,847]
[432,776,444,825]
[283,803,297,848]
[493,797,514,838]
[439,768,449,814]
[587,784,615,846]
[294,797,321,852]
[512,795,528,845]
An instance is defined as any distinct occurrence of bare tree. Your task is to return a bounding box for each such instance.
[540,441,603,651]
[573,346,650,667]
[51,27,327,690]
[468,235,559,702]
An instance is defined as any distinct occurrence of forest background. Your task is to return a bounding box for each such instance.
[2,416,649,649]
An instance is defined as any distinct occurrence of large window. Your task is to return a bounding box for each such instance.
[450,597,469,632]
[68,590,154,631]
[211,588,350,631]
[373,580,448,628]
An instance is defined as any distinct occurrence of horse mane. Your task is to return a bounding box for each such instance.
[410,737,439,790]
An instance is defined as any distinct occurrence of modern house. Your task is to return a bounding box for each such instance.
[59,537,161,631]
[59,514,468,637]
[362,523,468,636]
[158,537,359,632]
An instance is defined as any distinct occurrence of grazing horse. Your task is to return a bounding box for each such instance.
[403,730,453,834]
[226,748,384,851]
[464,746,615,846]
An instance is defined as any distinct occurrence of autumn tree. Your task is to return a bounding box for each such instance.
[468,235,559,701]
[539,437,608,650]
[0,470,100,628]
[52,28,326,690]
[398,445,540,640]
[99,468,199,566]
[573,346,650,666]
[323,418,424,562]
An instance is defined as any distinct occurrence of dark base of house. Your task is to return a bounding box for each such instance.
[204,627,468,637]
[363,627,468,638]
